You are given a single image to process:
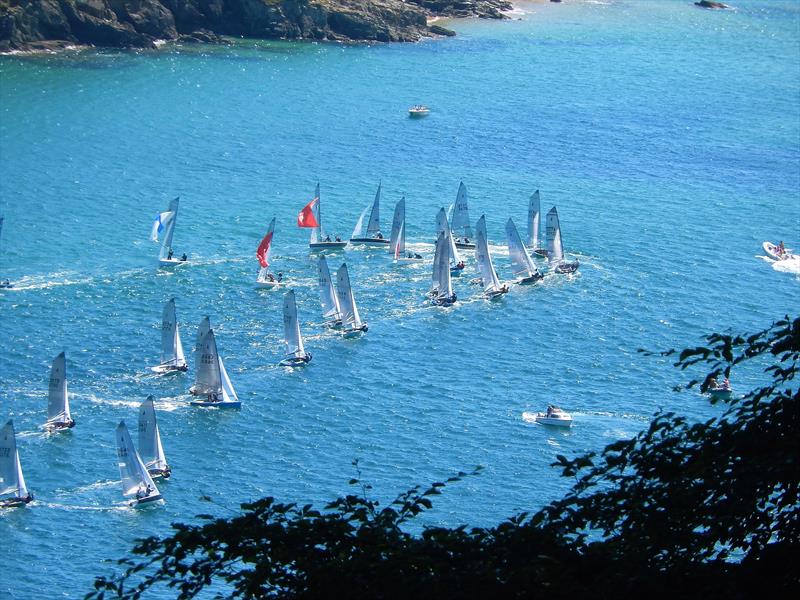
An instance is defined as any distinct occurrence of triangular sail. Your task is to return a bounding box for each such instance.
[335,263,363,329]
[318,255,342,321]
[310,184,324,243]
[115,421,158,498]
[546,206,565,263]
[0,420,28,498]
[283,290,306,358]
[366,183,381,236]
[475,215,501,293]
[160,299,186,368]
[138,397,167,472]
[506,218,538,278]
[151,197,179,260]
[218,355,238,403]
[432,232,453,298]
[389,198,405,257]
[47,352,71,424]
[436,207,461,264]
[257,217,276,269]
[194,329,222,396]
[451,182,473,239]
[527,190,541,248]
[351,205,370,239]
[195,316,211,353]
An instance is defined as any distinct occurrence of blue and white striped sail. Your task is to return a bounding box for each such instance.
[115,420,159,501]
[335,263,364,330]
[46,351,72,426]
[527,190,541,248]
[506,218,540,279]
[318,255,342,323]
[475,215,502,293]
[451,182,473,240]
[282,290,307,359]
[0,420,29,501]
[546,206,565,263]
[150,197,179,260]
[138,397,168,475]
[389,197,406,258]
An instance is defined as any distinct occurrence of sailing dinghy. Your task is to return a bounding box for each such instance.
[302,184,347,251]
[138,397,170,479]
[506,218,543,284]
[190,324,240,408]
[151,298,188,373]
[475,215,509,299]
[44,351,75,431]
[335,263,368,338]
[436,207,465,276]
[350,183,390,246]
[546,207,580,274]
[0,420,33,508]
[390,198,422,261]
[528,190,547,257]
[280,290,312,367]
[256,217,283,288]
[430,232,457,306]
[115,420,162,506]
[318,255,343,329]
[151,197,187,267]
[450,182,476,250]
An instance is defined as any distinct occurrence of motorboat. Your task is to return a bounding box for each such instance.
[534,406,573,427]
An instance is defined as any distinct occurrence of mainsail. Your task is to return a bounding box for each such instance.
[46,352,72,426]
[546,206,565,263]
[308,184,324,244]
[527,190,541,248]
[159,298,187,369]
[151,197,180,260]
[115,420,159,499]
[138,396,168,474]
[436,207,461,265]
[193,329,222,397]
[506,218,540,279]
[366,183,381,237]
[389,197,405,258]
[475,215,502,293]
[432,232,453,299]
[283,290,307,359]
[195,316,211,353]
[451,182,473,240]
[0,420,29,500]
[318,255,342,323]
[335,263,364,330]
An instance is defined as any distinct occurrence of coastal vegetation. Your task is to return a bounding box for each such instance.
[88,316,799,598]
[0,0,512,52]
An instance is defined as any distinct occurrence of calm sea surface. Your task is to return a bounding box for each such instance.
[1,0,798,597]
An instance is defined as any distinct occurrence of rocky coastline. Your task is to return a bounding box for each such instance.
[0,0,514,53]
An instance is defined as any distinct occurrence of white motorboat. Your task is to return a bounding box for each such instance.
[534,406,573,427]
[762,241,795,261]
[408,105,430,118]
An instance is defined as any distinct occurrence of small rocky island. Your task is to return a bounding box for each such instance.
[0,0,513,52]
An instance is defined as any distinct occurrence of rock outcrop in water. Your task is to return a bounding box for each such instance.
[0,0,513,52]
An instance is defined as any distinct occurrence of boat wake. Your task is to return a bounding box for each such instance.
[758,254,800,275]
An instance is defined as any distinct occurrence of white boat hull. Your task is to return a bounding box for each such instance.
[279,355,312,368]
[518,273,544,285]
[44,419,75,432]
[132,492,163,506]
[342,326,368,339]
[534,414,573,427]
[762,241,795,261]
[159,258,187,267]
[455,241,476,250]
[150,363,188,374]
[255,280,281,289]
[309,241,347,250]
[190,399,241,409]
[349,237,390,246]
[554,261,579,274]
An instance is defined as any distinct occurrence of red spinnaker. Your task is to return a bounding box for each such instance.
[297,198,320,228]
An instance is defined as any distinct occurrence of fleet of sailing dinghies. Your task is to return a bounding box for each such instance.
[115,420,162,506]
[138,397,170,479]
[301,184,347,250]
[318,255,344,329]
[335,263,368,338]
[190,319,241,408]
[450,182,475,250]
[44,352,75,431]
[545,206,580,274]
[474,215,510,299]
[280,290,313,367]
[150,197,187,266]
[506,218,544,285]
[256,216,283,288]
[0,420,33,507]
[436,207,466,276]
[350,183,390,246]
[527,190,547,257]
[430,232,457,306]
[151,298,188,374]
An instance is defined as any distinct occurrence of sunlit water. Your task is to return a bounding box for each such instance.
[1,0,798,597]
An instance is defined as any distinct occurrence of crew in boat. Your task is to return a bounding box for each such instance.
[779,241,786,256]
[167,248,174,260]
[708,377,718,388]
[376,232,384,240]
[267,273,275,282]
[180,253,187,261]
[335,236,342,242]
[546,405,555,417]
[276,272,283,282]
[325,235,331,242]
[456,261,465,269]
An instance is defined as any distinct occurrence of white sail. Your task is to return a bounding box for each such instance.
[283,290,307,359]
[335,263,364,330]
[318,255,342,322]
[366,183,381,236]
[506,218,539,278]
[46,351,71,425]
[475,215,502,293]
[436,207,461,265]
[527,190,541,248]
[138,396,168,474]
[451,182,473,239]
[0,420,28,500]
[159,298,187,369]
[195,316,211,353]
[115,420,159,500]
[193,329,222,397]
[389,197,405,257]
[151,197,179,260]
[432,232,453,298]
[546,206,565,263]
[310,183,324,244]
[350,205,370,239]
[218,354,238,403]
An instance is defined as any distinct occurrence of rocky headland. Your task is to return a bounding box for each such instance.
[0,0,514,52]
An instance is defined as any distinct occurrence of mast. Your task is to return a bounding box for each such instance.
[311,183,324,243]
[527,190,541,248]
[47,351,70,424]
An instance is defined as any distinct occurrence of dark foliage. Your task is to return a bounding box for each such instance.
[88,317,800,599]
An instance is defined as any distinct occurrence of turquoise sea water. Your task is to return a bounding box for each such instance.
[1,0,798,597]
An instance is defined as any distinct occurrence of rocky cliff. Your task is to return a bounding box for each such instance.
[0,0,513,51]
